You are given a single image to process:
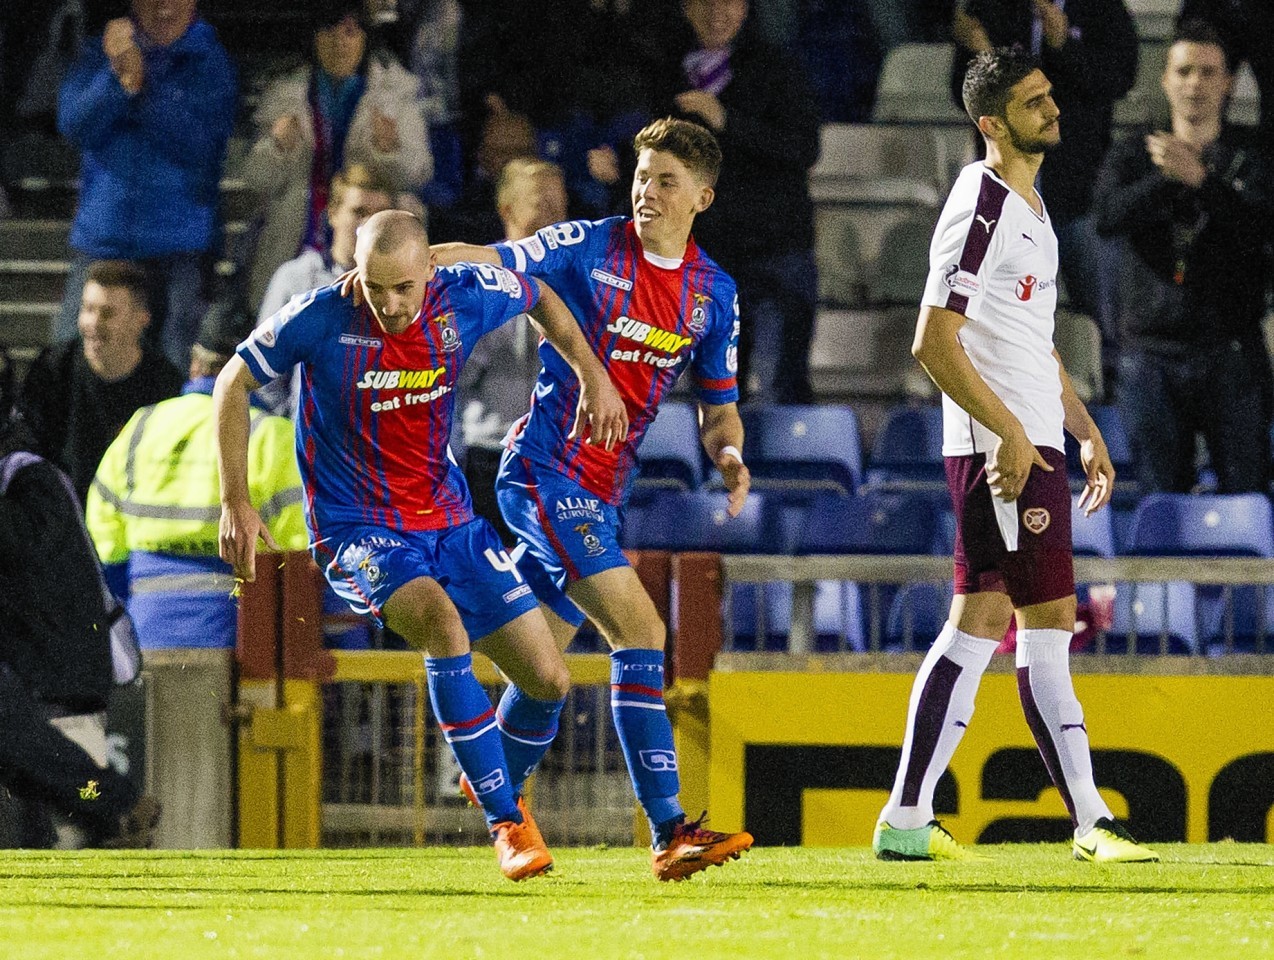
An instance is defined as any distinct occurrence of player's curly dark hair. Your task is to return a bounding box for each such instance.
[633,118,722,186]
[962,46,1041,124]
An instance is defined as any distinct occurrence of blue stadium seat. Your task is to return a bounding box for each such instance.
[740,404,863,495]
[1072,496,1115,558]
[795,490,937,555]
[620,490,780,554]
[634,402,702,491]
[884,581,952,650]
[1127,493,1274,557]
[730,580,866,651]
[935,509,957,555]
[1064,405,1133,475]
[865,405,945,487]
[1210,585,1274,654]
[796,491,937,649]
[1099,494,1274,655]
[1105,582,1198,655]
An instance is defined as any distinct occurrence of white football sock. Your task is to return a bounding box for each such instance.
[881,622,998,830]
[1016,628,1113,837]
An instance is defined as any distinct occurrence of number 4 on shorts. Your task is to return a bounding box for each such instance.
[484,547,524,583]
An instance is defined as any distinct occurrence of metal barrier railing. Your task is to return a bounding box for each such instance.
[317,651,631,848]
[722,555,1274,656]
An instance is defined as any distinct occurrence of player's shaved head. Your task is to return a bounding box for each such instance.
[356,209,429,259]
[354,210,437,334]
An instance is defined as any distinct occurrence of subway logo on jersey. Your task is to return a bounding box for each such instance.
[606,316,692,354]
[356,368,447,390]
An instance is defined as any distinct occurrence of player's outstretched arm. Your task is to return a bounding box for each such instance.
[214,355,278,582]
[526,279,628,450]
[913,305,1050,502]
[430,242,501,267]
[1054,348,1114,515]
[699,401,750,518]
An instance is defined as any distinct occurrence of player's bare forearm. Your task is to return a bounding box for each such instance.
[528,282,600,381]
[213,355,258,506]
[1054,350,1113,514]
[913,306,1023,442]
[1053,349,1097,442]
[430,242,500,267]
[699,401,750,517]
[698,401,744,465]
[214,356,278,579]
[529,280,628,448]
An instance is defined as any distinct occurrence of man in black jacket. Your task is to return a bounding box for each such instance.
[1093,19,1274,493]
[16,259,183,504]
[654,0,822,404]
[0,409,158,848]
[952,0,1137,377]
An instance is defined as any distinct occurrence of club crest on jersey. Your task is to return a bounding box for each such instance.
[434,312,461,352]
[574,522,606,557]
[1023,508,1051,534]
[340,539,402,587]
[689,291,712,333]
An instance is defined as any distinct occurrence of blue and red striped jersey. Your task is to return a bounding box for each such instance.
[238,264,539,535]
[495,217,739,504]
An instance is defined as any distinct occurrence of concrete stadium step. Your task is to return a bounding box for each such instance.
[0,218,249,264]
[4,178,257,225]
[810,306,920,399]
[0,219,71,261]
[0,302,57,351]
[0,260,68,303]
[5,180,78,220]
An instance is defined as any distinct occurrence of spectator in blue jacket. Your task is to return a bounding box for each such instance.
[55,0,237,371]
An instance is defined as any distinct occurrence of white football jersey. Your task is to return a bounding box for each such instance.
[921,162,1065,457]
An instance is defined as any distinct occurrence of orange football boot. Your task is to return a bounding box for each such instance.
[651,814,753,882]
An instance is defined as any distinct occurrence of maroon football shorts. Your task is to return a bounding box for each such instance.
[945,445,1074,608]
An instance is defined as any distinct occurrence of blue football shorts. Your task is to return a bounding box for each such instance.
[495,451,630,629]
[315,517,538,641]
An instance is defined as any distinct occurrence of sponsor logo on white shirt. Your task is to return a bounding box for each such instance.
[942,264,982,297]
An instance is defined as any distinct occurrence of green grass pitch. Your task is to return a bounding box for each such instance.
[0,845,1270,960]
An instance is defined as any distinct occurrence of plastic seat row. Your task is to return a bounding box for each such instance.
[637,402,1135,503]
[637,403,864,497]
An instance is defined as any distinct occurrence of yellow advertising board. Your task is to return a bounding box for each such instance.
[708,671,1274,846]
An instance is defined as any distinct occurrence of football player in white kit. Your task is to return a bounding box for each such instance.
[873,48,1158,864]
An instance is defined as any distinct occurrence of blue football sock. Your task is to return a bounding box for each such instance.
[496,684,566,793]
[425,653,520,829]
[610,648,684,837]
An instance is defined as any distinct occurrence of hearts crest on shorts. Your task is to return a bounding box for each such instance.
[1023,507,1051,534]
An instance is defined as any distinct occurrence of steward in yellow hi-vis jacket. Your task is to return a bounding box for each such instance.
[86,303,307,648]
